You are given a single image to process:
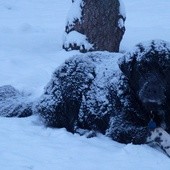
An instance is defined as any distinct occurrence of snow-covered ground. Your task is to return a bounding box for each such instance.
[0,0,170,169]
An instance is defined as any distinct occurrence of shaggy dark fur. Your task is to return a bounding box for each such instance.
[63,0,125,52]
[119,40,170,133]
[110,40,170,144]
[36,40,170,146]
[35,56,96,132]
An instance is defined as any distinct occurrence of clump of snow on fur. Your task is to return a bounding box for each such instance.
[118,39,170,65]
[135,40,170,61]
[78,52,123,122]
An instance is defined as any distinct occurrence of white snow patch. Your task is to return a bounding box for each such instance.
[63,31,94,51]
[119,0,126,18]
[0,116,170,170]
[118,18,124,29]
[66,0,84,28]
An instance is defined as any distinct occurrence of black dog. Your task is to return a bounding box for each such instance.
[35,40,170,156]
[1,40,170,157]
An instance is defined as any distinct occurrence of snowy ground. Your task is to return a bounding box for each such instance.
[0,0,170,169]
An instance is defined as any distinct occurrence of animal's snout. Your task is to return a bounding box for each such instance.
[139,80,166,110]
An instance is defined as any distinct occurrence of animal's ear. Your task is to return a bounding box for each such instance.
[118,54,136,78]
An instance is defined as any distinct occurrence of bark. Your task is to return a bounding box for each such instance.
[63,0,126,52]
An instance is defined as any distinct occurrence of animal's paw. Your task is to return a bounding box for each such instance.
[147,127,170,157]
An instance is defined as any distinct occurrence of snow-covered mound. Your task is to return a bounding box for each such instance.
[0,85,33,117]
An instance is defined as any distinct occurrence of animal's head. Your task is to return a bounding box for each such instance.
[119,40,170,114]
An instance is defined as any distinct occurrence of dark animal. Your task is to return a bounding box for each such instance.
[63,0,126,52]
[1,40,170,156]
[35,40,170,156]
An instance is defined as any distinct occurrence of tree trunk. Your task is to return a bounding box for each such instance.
[63,0,126,53]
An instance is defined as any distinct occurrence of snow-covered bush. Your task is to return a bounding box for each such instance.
[0,85,33,117]
[63,0,126,52]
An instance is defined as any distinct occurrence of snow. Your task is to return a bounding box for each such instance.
[118,18,124,29]
[0,116,170,170]
[119,0,126,18]
[122,39,170,62]
[66,0,84,27]
[0,0,75,97]
[121,0,170,51]
[63,31,94,51]
[0,0,170,169]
